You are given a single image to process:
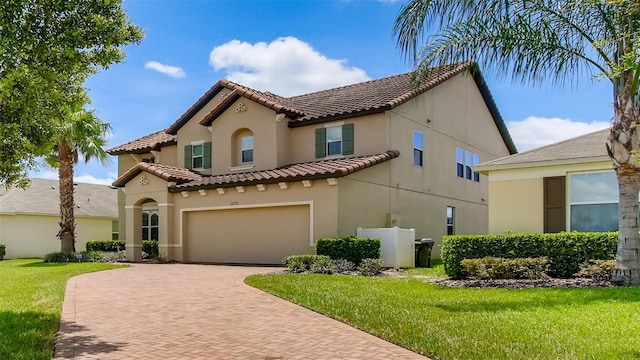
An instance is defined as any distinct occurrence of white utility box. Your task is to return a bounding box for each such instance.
[356,227,415,269]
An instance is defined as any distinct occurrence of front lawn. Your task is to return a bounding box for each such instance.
[0,259,125,360]
[246,267,640,360]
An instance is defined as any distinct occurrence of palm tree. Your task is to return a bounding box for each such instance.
[394,0,640,285]
[46,99,111,253]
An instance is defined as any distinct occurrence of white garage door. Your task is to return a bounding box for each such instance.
[185,204,312,264]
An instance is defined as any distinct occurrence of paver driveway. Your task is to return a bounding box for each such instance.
[54,264,428,359]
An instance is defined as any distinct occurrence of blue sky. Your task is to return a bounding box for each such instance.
[31,0,613,184]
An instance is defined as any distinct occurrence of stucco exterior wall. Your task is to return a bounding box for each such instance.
[486,160,614,234]
[0,215,114,258]
[209,97,282,173]
[288,113,388,163]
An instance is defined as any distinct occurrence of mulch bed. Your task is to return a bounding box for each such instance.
[431,278,615,289]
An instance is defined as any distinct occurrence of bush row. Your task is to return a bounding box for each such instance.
[461,257,549,280]
[316,237,380,265]
[43,250,121,263]
[0,244,5,260]
[85,239,158,258]
[442,232,617,279]
[282,254,382,276]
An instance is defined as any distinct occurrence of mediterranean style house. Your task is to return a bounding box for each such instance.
[0,178,118,258]
[108,62,516,264]
[475,129,615,234]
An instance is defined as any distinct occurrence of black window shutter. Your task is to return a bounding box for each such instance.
[315,128,326,158]
[342,123,354,155]
[184,145,193,169]
[203,142,212,169]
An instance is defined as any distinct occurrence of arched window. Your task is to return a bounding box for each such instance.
[232,128,254,165]
[142,210,159,241]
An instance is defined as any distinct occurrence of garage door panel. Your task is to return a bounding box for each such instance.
[186,204,311,264]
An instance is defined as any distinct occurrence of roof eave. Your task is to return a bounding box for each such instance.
[287,107,390,128]
[475,156,612,174]
[471,66,518,155]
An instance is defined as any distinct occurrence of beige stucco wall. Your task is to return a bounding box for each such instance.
[485,160,614,234]
[0,214,114,259]
[288,113,388,163]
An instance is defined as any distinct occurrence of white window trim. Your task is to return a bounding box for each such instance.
[229,164,255,172]
[190,141,205,170]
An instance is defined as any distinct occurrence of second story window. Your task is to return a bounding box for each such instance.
[413,131,423,166]
[456,147,480,182]
[241,135,253,163]
[184,142,211,170]
[315,123,354,158]
[192,144,203,168]
[327,126,342,155]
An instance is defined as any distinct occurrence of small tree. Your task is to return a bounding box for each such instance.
[46,95,111,253]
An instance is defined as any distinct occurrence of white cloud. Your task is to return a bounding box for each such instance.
[209,37,370,96]
[507,116,610,152]
[144,61,186,79]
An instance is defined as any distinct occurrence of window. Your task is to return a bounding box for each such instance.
[446,207,455,235]
[111,220,119,240]
[142,210,159,241]
[141,157,155,164]
[241,135,253,163]
[456,147,480,182]
[569,171,618,232]
[192,144,203,168]
[413,131,423,166]
[327,126,342,156]
[315,123,354,158]
[184,142,211,170]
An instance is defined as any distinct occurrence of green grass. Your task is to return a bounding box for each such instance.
[246,266,640,360]
[0,259,125,360]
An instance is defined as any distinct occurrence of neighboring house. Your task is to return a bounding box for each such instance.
[107,61,516,264]
[0,178,118,259]
[475,129,615,234]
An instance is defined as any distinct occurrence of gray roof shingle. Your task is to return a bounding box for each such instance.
[0,178,118,218]
[475,129,610,172]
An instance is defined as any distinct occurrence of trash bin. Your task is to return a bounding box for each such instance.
[414,238,434,267]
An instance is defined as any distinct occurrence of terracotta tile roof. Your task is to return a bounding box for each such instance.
[475,129,610,173]
[112,61,516,155]
[288,62,472,125]
[112,163,203,187]
[107,129,176,155]
[173,150,400,192]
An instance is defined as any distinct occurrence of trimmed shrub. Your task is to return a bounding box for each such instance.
[77,250,104,262]
[575,259,616,281]
[331,258,355,274]
[461,257,549,280]
[142,240,159,259]
[357,258,383,276]
[283,254,331,272]
[0,244,5,260]
[86,240,126,252]
[44,252,76,263]
[316,237,380,265]
[442,232,617,279]
[309,256,333,274]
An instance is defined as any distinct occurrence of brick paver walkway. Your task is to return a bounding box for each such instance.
[54,264,428,359]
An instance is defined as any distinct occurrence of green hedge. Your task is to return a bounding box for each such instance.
[316,237,380,265]
[441,232,617,279]
[143,240,158,258]
[0,244,5,260]
[86,240,126,252]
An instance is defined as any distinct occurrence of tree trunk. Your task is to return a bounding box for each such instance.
[58,140,76,253]
[612,168,640,285]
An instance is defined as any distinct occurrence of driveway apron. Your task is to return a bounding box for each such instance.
[54,264,428,359]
